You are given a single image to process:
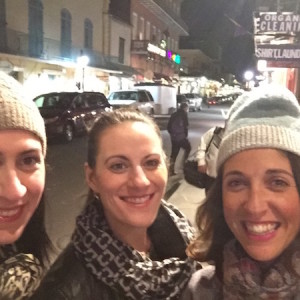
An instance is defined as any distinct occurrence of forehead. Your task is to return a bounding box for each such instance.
[98,121,161,149]
[0,130,42,150]
[224,148,290,171]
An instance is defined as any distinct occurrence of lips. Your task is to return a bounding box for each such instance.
[120,194,152,204]
[243,222,279,235]
[0,206,22,222]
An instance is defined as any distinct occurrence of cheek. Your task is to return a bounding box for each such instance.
[222,193,241,227]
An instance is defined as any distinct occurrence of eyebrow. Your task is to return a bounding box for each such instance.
[223,168,294,179]
[104,153,161,164]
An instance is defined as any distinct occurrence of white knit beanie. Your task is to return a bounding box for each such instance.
[217,85,300,170]
[0,71,46,155]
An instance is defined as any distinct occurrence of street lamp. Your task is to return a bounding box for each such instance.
[244,70,254,90]
[77,54,89,91]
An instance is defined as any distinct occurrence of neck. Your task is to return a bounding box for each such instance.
[109,222,151,252]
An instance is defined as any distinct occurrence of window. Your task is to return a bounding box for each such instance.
[152,25,156,42]
[157,29,161,43]
[84,18,93,49]
[119,37,125,64]
[28,0,43,57]
[132,12,138,39]
[139,17,144,40]
[60,9,72,58]
[0,0,6,51]
[146,21,150,40]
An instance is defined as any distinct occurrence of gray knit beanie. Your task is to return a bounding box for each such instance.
[217,85,300,170]
[0,71,46,155]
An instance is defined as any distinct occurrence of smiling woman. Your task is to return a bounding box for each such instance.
[0,71,52,299]
[181,85,300,299]
[31,108,200,300]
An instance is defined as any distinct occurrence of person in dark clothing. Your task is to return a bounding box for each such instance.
[167,102,191,176]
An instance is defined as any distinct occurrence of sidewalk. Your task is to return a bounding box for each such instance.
[164,171,206,227]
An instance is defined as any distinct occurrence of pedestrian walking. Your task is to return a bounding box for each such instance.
[167,102,191,176]
[181,86,300,299]
[0,71,52,299]
[31,108,199,300]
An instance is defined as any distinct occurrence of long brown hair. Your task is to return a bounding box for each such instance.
[187,151,300,271]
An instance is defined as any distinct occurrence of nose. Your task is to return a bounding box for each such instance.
[128,166,151,188]
[0,167,27,200]
[243,182,267,216]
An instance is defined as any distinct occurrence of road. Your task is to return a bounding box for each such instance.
[44,104,229,254]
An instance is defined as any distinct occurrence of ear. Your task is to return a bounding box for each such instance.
[84,162,99,193]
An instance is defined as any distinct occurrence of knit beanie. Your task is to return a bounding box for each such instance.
[217,85,300,170]
[0,71,46,155]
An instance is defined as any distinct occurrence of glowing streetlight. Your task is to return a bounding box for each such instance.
[77,54,89,91]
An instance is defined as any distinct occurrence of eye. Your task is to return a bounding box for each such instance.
[109,162,128,173]
[268,177,290,191]
[18,155,42,171]
[144,158,160,170]
[224,177,248,191]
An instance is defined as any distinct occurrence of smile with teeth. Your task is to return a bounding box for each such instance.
[244,222,279,235]
[121,194,152,204]
[0,207,21,218]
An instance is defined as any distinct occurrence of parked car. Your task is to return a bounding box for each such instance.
[181,93,203,111]
[33,91,111,142]
[107,89,155,115]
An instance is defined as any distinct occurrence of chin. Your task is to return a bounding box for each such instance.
[0,226,25,245]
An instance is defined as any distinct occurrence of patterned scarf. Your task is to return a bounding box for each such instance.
[223,239,300,300]
[72,199,200,299]
[0,244,43,300]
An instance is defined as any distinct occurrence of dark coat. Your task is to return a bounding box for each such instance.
[167,109,189,141]
[29,244,124,300]
[30,202,194,300]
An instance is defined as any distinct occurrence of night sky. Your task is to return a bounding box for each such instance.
[181,0,256,80]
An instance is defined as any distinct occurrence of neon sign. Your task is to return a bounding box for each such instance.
[167,50,181,64]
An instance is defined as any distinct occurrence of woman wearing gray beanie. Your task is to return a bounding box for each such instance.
[181,85,300,299]
[0,71,52,299]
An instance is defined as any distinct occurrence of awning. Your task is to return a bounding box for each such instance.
[107,62,141,77]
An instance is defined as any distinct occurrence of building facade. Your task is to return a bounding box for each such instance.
[130,0,188,84]
[0,0,191,98]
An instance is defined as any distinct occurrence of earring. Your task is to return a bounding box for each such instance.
[94,193,100,200]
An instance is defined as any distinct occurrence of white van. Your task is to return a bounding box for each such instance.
[134,83,177,115]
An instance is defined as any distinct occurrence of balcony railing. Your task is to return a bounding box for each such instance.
[1,28,119,71]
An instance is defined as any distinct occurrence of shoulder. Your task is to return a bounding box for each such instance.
[180,265,221,300]
[30,244,119,300]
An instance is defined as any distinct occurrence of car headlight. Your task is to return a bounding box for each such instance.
[44,116,59,124]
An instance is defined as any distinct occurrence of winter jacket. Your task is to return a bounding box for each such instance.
[30,201,197,300]
[29,244,123,300]
[167,109,189,142]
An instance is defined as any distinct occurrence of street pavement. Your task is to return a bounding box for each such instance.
[164,160,206,228]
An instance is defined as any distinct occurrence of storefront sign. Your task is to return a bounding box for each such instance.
[255,13,300,33]
[147,43,166,57]
[256,44,300,64]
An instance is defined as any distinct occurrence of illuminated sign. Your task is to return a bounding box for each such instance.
[147,43,166,57]
[256,44,300,61]
[255,12,300,33]
[167,50,181,64]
